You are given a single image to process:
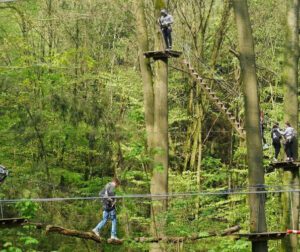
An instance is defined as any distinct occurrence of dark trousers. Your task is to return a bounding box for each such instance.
[162,28,172,49]
[272,141,281,159]
[284,140,293,159]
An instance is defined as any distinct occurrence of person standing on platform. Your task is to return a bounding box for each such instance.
[0,165,8,183]
[278,122,296,162]
[92,178,121,240]
[159,9,173,50]
[271,123,282,162]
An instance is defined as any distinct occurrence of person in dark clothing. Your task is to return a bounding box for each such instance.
[0,165,8,183]
[92,178,120,240]
[159,9,173,49]
[278,122,296,162]
[271,123,281,162]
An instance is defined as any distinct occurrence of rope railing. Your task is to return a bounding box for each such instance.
[1,186,300,204]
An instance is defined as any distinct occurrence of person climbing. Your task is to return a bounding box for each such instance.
[278,122,296,162]
[159,9,173,50]
[271,123,282,162]
[92,178,121,240]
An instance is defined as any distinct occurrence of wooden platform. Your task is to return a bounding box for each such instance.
[266,161,300,173]
[235,232,287,241]
[0,218,27,228]
[144,50,182,60]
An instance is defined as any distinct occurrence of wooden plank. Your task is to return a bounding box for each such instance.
[270,161,300,168]
[0,218,27,228]
[144,50,182,59]
[267,161,300,173]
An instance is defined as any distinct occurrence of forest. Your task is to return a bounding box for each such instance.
[0,0,299,251]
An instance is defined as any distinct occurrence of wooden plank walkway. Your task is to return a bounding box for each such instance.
[235,232,287,241]
[144,50,182,60]
[266,161,300,173]
[0,218,27,228]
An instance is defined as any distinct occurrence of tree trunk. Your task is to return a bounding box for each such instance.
[134,0,155,150]
[232,1,267,251]
[135,0,169,251]
[150,1,169,251]
[281,1,299,251]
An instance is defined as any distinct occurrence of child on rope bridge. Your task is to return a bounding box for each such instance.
[92,178,121,241]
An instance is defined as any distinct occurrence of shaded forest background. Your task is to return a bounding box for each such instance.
[0,0,295,251]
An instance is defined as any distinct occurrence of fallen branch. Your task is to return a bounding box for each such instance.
[22,222,46,229]
[22,222,240,244]
[221,225,241,236]
[134,225,241,243]
[45,225,103,243]
[23,222,122,244]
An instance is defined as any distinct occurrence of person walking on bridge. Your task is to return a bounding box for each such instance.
[92,178,121,240]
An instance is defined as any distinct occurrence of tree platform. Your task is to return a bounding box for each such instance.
[235,232,287,241]
[266,161,300,173]
[144,50,182,60]
[0,218,27,228]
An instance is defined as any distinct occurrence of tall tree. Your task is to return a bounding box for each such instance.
[151,1,169,251]
[152,0,168,209]
[135,0,169,250]
[281,0,299,251]
[232,0,268,251]
[135,0,154,150]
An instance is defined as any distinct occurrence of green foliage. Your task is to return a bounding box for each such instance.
[154,0,166,10]
[0,0,294,251]
[209,239,250,252]
[15,201,38,219]
[1,243,23,252]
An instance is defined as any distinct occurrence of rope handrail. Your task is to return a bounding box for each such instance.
[1,187,300,204]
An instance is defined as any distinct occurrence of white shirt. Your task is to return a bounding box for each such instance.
[159,14,173,28]
[278,126,295,139]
